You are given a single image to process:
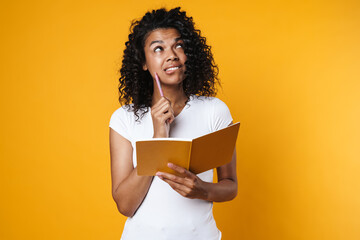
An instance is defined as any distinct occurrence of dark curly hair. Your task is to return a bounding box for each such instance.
[119,7,219,120]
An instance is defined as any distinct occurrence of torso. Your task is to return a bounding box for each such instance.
[109,95,233,240]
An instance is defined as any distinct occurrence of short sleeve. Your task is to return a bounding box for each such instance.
[212,98,233,131]
[109,107,132,142]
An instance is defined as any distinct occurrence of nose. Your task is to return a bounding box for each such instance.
[166,49,179,62]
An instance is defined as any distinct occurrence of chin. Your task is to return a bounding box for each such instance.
[162,74,185,85]
[162,80,184,87]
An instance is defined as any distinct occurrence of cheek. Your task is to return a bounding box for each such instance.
[181,52,187,62]
[144,55,159,70]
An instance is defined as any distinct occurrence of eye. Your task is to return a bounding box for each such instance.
[175,43,183,49]
[154,46,163,52]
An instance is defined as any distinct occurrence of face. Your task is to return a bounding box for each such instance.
[143,28,187,86]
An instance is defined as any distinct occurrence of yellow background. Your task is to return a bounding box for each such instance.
[1,0,359,239]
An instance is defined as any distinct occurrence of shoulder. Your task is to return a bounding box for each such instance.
[110,104,135,123]
[110,104,151,121]
[190,95,230,111]
[191,95,233,130]
[109,104,137,141]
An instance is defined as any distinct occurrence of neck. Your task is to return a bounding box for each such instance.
[152,83,188,108]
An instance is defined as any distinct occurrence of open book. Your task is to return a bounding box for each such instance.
[136,122,240,176]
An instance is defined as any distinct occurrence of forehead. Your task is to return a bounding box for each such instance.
[144,28,181,47]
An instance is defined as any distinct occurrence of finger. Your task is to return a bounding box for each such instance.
[167,163,195,179]
[157,171,196,191]
[152,97,171,112]
[157,171,198,195]
[156,171,185,184]
[157,102,172,115]
[152,99,169,114]
[167,116,175,124]
[158,176,192,197]
[165,180,190,196]
[168,108,175,124]
[156,97,171,109]
[163,111,175,124]
[166,182,189,197]
[152,106,172,123]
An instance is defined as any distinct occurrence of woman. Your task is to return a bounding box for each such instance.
[109,7,237,240]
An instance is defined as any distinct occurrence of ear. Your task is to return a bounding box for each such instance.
[143,63,148,71]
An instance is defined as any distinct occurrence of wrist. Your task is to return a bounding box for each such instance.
[200,181,212,201]
[153,133,168,138]
[153,129,169,138]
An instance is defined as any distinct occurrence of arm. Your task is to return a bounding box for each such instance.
[207,149,238,202]
[110,97,173,217]
[110,128,153,217]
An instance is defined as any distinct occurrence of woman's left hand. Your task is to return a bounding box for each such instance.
[156,163,208,200]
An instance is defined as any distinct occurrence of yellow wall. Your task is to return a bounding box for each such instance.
[1,0,359,239]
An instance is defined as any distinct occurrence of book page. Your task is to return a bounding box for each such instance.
[189,122,240,174]
[136,140,192,176]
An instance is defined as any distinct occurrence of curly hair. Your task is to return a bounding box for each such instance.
[119,7,219,120]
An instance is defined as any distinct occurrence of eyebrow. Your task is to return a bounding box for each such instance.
[149,37,183,47]
[149,40,163,46]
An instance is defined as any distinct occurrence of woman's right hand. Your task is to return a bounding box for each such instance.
[151,97,175,138]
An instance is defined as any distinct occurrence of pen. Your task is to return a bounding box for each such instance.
[155,72,164,97]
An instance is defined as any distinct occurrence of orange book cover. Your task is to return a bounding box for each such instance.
[136,122,240,176]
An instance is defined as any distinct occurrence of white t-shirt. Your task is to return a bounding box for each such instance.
[109,95,233,240]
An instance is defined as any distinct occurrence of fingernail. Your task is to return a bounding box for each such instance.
[156,173,163,180]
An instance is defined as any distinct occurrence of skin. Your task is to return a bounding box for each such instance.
[110,28,237,217]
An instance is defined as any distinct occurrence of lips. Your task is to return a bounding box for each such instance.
[164,65,182,72]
